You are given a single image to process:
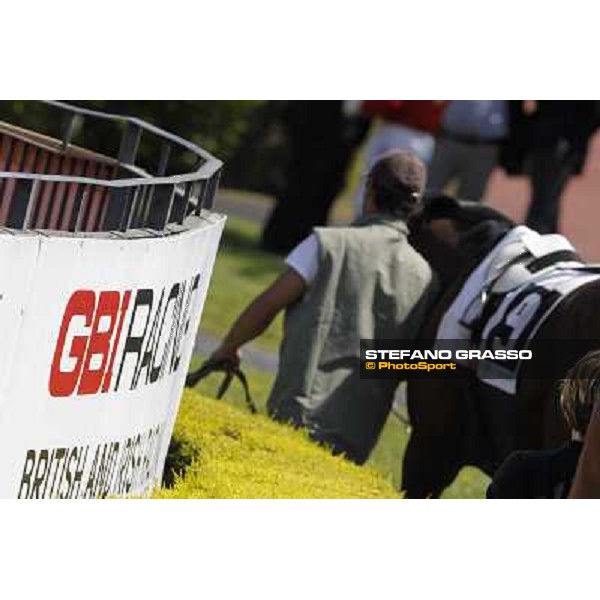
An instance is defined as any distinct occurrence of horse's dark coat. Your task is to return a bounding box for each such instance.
[402,196,595,498]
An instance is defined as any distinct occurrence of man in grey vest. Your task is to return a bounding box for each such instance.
[211,150,438,464]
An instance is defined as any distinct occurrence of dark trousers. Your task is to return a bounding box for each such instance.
[525,145,577,234]
[260,101,369,255]
[261,146,351,254]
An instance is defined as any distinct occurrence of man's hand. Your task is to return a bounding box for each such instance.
[210,344,241,367]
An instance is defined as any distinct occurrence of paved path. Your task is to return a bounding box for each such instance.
[215,190,272,224]
[484,132,600,261]
[194,329,279,373]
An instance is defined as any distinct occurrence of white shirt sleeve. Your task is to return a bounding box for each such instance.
[285,233,320,285]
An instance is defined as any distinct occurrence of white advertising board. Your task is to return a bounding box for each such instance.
[0,214,225,498]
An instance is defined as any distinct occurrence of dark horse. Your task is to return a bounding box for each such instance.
[402,195,600,498]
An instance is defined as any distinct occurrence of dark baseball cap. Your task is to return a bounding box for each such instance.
[368,150,428,216]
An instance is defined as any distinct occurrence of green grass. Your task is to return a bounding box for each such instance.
[193,213,490,498]
[199,215,284,353]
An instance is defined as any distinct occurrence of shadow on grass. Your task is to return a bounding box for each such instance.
[221,218,262,252]
[222,228,258,252]
[162,436,197,489]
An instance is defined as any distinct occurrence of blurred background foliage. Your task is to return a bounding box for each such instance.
[0,100,288,190]
[82,101,267,162]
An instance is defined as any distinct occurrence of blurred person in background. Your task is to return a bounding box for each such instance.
[260,101,369,254]
[211,151,438,465]
[502,100,599,234]
[353,100,448,215]
[427,100,508,200]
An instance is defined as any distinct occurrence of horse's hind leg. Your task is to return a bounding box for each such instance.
[402,429,463,498]
[401,377,468,498]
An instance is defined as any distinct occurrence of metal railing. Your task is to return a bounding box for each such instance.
[0,101,223,234]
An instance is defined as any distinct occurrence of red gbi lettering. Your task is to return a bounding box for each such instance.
[49,290,131,397]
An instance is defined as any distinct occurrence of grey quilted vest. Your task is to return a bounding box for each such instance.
[267,213,438,463]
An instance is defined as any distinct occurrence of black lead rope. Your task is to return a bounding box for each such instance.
[185,358,257,414]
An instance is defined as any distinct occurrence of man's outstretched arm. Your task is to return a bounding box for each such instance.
[210,268,307,365]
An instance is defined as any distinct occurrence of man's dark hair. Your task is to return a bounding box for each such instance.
[368,151,427,219]
[560,350,600,436]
